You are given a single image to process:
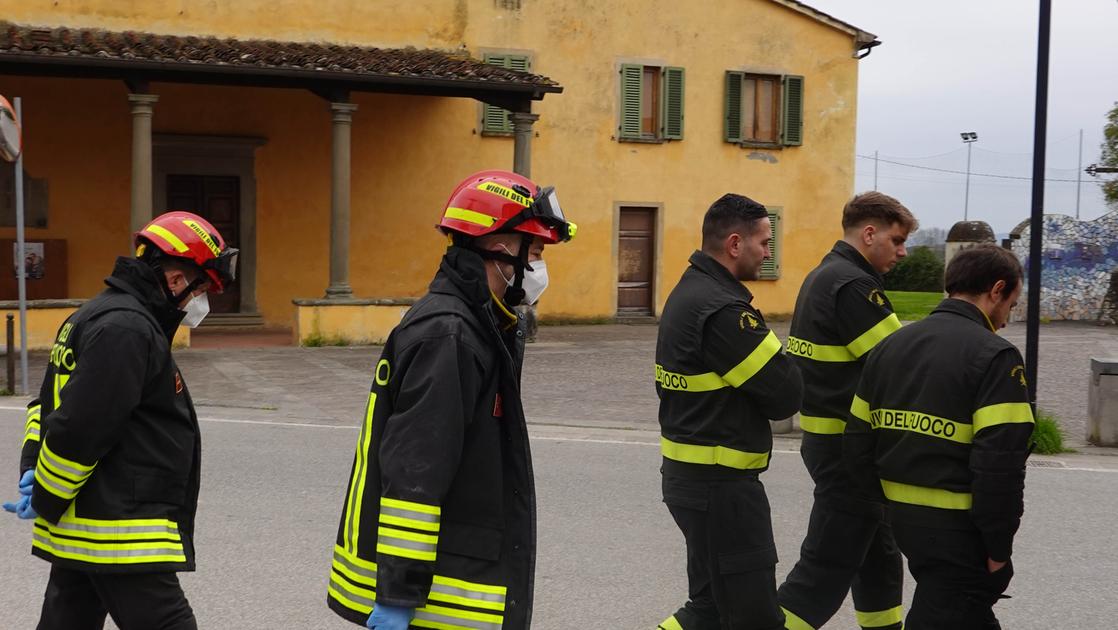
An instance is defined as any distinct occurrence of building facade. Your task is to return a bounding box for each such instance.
[0,0,875,344]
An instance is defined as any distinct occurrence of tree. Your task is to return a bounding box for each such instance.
[884,246,944,292]
[908,226,948,248]
[1103,101,1118,208]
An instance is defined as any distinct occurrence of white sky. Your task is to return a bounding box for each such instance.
[813,0,1118,234]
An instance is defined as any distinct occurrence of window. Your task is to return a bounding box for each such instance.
[725,73,804,147]
[759,207,782,280]
[0,166,48,228]
[618,64,684,142]
[481,53,531,135]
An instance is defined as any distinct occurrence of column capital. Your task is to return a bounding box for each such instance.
[330,101,358,122]
[127,93,159,113]
[509,111,540,131]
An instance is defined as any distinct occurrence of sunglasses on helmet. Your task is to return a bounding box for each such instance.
[527,187,577,242]
[203,248,239,285]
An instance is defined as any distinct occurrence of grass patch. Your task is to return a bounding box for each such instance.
[887,291,942,321]
[0,388,11,396]
[1031,409,1072,454]
[302,333,353,347]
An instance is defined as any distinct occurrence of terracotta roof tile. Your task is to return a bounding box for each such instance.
[0,21,559,88]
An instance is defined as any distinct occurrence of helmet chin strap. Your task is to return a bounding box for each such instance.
[458,233,533,307]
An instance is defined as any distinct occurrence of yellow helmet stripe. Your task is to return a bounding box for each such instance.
[144,225,190,253]
[477,182,530,207]
[444,207,498,228]
[182,220,222,257]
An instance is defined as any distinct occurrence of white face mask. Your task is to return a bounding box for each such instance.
[180,292,210,328]
[521,260,549,305]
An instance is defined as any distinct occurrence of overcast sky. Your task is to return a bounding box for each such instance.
[813,0,1118,234]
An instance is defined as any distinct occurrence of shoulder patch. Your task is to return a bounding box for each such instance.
[739,311,761,331]
[1010,365,1027,388]
[867,288,887,308]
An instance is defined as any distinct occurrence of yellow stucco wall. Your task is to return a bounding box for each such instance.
[0,0,864,324]
[0,306,189,350]
[293,303,411,346]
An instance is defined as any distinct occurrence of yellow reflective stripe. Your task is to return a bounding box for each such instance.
[376,542,436,562]
[661,437,769,470]
[782,606,815,630]
[34,464,81,500]
[477,181,531,207]
[380,497,441,516]
[45,512,182,541]
[722,330,782,388]
[881,479,972,510]
[52,373,70,409]
[33,517,187,565]
[847,313,902,358]
[328,572,376,615]
[800,415,846,435]
[430,574,507,612]
[345,393,377,553]
[40,440,95,477]
[856,605,904,628]
[181,219,221,256]
[655,364,727,392]
[22,418,40,445]
[868,408,973,444]
[378,526,437,545]
[379,513,440,532]
[414,603,504,627]
[144,224,190,253]
[785,336,857,363]
[850,395,871,422]
[659,615,685,630]
[972,402,1035,433]
[444,207,498,228]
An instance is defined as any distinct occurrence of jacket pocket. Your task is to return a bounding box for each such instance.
[132,472,187,507]
[439,521,503,562]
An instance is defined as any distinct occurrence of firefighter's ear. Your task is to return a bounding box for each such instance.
[990,279,1008,302]
[726,232,742,258]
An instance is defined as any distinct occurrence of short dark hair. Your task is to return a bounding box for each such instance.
[701,193,769,252]
[842,191,918,233]
[944,244,1023,296]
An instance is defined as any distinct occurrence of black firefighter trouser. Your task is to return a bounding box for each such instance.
[661,473,785,630]
[892,520,1014,630]
[37,564,197,630]
[777,434,904,630]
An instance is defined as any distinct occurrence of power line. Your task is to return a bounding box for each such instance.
[856,154,1091,183]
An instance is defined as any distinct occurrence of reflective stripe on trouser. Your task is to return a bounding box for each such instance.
[778,438,903,630]
[328,545,507,628]
[32,508,186,566]
[663,475,785,630]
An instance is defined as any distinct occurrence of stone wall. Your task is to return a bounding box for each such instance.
[1010,210,1118,321]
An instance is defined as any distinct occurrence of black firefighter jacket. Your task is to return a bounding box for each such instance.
[19,257,200,574]
[328,247,535,630]
[844,298,1034,562]
[656,251,803,479]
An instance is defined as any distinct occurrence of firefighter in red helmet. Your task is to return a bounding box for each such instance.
[4,211,235,630]
[327,170,576,630]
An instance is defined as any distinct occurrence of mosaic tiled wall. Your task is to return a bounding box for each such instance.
[1010,210,1118,321]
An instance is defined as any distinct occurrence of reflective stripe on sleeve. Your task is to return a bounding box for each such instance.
[376,527,438,562]
[781,607,815,630]
[850,395,872,422]
[846,313,902,358]
[659,615,685,630]
[661,437,769,470]
[972,402,1035,433]
[379,497,441,533]
[722,330,783,388]
[799,416,846,435]
[23,404,41,445]
[784,336,857,363]
[413,603,504,630]
[35,440,95,501]
[880,479,972,510]
[856,605,905,628]
[654,364,727,392]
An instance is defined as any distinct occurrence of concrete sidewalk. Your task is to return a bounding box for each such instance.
[8,320,1118,446]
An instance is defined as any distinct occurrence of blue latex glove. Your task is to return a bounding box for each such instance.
[366,604,416,630]
[2,470,37,520]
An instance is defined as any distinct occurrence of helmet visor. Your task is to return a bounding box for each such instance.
[204,247,239,287]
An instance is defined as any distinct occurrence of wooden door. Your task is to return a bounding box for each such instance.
[617,207,656,315]
[166,175,240,313]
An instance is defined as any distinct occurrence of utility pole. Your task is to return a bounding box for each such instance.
[873,150,879,190]
[1076,129,1083,219]
[1025,0,1051,413]
[960,132,978,220]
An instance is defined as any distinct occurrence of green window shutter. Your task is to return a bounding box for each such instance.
[781,75,804,146]
[725,71,744,143]
[482,54,530,134]
[661,66,685,140]
[760,208,782,280]
[618,64,644,140]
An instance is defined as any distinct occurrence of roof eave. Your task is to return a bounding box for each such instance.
[766,0,880,57]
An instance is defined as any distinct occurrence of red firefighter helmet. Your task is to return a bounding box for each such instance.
[438,170,577,244]
[134,211,238,293]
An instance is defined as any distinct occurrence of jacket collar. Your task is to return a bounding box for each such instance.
[104,257,187,339]
[688,250,753,302]
[831,240,883,282]
[932,298,997,333]
[429,246,494,307]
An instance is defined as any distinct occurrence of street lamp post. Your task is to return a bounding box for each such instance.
[960,131,978,220]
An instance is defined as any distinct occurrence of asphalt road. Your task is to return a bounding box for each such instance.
[1,405,1116,629]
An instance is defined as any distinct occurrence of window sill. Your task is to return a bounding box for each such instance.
[480,130,515,138]
[737,141,784,150]
[618,137,668,145]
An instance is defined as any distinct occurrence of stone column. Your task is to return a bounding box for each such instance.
[326,102,358,298]
[510,111,539,178]
[128,94,159,239]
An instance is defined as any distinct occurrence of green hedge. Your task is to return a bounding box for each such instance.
[884,246,944,292]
